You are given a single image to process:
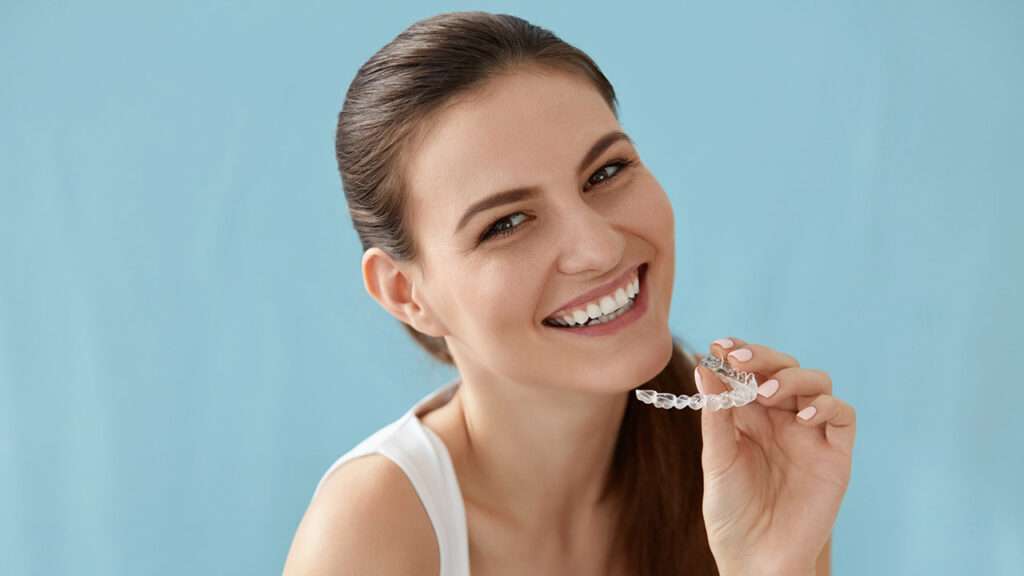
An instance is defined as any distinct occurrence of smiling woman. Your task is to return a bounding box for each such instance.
[282,10,848,576]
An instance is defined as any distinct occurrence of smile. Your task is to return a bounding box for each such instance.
[542,263,648,331]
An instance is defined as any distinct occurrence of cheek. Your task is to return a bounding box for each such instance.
[631,181,676,293]
[630,179,675,242]
[462,260,539,329]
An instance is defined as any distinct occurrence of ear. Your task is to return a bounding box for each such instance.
[361,247,448,338]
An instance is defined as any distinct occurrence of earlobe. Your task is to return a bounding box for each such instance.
[361,248,448,338]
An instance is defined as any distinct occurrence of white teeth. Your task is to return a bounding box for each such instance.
[614,288,628,306]
[549,293,637,328]
[599,296,617,315]
[547,270,643,328]
[589,297,635,325]
[610,286,626,305]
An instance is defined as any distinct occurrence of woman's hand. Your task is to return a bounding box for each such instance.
[694,337,856,576]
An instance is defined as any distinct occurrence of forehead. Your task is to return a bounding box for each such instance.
[404,69,620,243]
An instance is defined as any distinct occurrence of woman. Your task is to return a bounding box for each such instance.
[284,11,855,576]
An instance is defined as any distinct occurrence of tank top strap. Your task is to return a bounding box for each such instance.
[311,380,470,576]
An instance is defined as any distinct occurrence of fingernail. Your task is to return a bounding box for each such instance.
[797,406,817,421]
[713,338,734,349]
[694,367,704,394]
[758,379,779,398]
[728,348,753,362]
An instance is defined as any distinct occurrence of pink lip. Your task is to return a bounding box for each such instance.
[546,263,644,319]
[545,264,649,336]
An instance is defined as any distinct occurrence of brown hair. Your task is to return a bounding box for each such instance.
[335,11,717,575]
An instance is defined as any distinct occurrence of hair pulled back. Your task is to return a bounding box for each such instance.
[335,11,717,574]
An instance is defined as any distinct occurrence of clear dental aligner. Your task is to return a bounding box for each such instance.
[634,354,759,411]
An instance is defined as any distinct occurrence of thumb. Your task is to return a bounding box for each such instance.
[697,360,739,476]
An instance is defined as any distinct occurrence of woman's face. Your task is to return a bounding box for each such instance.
[400,68,676,394]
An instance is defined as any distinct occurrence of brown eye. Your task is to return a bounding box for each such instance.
[479,211,530,243]
[584,158,636,192]
[476,157,636,246]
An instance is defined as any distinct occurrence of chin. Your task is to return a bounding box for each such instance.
[641,327,677,382]
[574,328,676,395]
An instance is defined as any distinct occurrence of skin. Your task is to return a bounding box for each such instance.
[695,338,854,575]
[362,66,852,574]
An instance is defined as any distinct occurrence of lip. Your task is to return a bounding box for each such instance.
[545,263,646,321]
[544,263,649,336]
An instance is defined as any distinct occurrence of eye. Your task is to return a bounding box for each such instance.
[479,211,530,243]
[477,157,638,244]
[583,157,636,192]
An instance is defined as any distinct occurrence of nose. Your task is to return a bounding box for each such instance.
[555,200,625,277]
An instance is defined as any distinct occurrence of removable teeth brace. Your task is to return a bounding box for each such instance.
[634,353,759,411]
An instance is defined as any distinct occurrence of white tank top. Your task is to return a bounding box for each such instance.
[310,378,470,576]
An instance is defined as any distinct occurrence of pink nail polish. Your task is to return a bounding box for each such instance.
[758,379,779,398]
[694,367,704,394]
[713,338,734,349]
[728,348,753,362]
[797,406,817,421]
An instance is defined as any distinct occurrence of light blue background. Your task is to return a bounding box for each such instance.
[2,1,1021,574]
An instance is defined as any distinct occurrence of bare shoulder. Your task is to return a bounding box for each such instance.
[282,454,439,576]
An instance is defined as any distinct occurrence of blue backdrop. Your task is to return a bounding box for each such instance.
[2,1,1021,574]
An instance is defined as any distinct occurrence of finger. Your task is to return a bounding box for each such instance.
[710,336,757,360]
[696,363,739,477]
[794,394,857,455]
[755,366,834,411]
[716,339,800,380]
[710,336,742,360]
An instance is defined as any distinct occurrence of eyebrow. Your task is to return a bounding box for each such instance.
[454,130,633,235]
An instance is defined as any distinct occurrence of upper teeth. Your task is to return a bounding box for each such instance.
[548,272,640,327]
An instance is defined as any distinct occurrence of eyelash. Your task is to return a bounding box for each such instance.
[477,157,637,244]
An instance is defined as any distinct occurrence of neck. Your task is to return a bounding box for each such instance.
[438,366,628,549]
